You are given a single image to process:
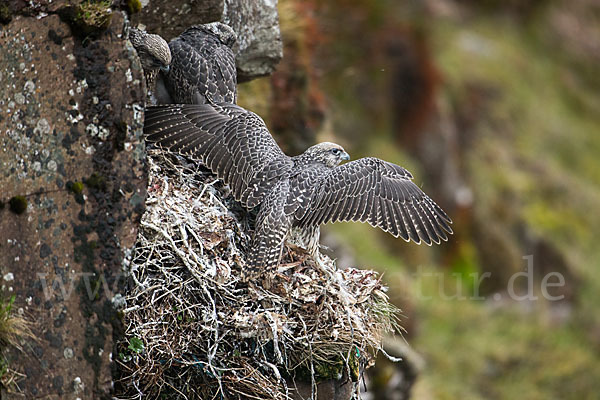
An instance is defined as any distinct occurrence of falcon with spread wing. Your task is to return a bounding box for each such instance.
[144,103,452,269]
[155,22,237,105]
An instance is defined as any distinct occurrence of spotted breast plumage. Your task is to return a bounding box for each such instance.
[155,22,237,105]
[144,103,452,269]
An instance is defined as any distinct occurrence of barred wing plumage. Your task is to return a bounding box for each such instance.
[144,104,293,208]
[298,157,453,245]
[167,35,237,104]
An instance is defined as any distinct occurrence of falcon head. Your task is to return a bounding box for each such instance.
[129,28,172,72]
[304,142,350,168]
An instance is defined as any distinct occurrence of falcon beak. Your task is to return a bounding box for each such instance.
[161,65,170,73]
[341,151,350,161]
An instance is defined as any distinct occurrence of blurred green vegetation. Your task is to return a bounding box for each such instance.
[240,0,600,398]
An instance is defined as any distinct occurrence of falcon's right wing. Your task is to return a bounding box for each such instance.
[144,103,293,208]
[299,157,452,245]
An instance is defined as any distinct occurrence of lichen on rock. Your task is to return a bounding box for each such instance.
[0,11,147,398]
[59,0,114,38]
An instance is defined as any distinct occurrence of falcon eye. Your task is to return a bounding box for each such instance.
[330,148,340,155]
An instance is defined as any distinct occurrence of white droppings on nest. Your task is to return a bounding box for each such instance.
[118,149,400,400]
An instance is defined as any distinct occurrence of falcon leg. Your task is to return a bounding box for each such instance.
[243,187,292,286]
[244,237,284,274]
[291,225,322,263]
[245,217,291,291]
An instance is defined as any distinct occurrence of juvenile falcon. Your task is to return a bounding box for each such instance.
[144,103,452,269]
[155,22,237,105]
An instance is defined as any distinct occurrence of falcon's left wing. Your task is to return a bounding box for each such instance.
[298,157,452,245]
[143,103,293,209]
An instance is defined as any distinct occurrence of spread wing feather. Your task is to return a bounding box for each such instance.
[299,157,452,245]
[144,103,293,208]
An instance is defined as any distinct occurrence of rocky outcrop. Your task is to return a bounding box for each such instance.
[0,11,146,398]
[223,0,283,81]
[132,0,282,82]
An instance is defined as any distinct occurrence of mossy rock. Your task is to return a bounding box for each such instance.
[59,0,113,38]
[0,3,12,25]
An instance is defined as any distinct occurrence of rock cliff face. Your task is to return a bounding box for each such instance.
[223,0,283,81]
[0,10,146,398]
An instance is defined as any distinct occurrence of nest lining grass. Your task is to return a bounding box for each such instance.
[115,149,401,399]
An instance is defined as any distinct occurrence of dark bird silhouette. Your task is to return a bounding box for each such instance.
[155,22,237,105]
[144,103,452,269]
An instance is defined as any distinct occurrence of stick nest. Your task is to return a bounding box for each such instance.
[115,149,401,399]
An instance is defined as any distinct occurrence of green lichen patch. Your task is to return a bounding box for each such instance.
[66,181,85,205]
[84,173,107,191]
[59,0,113,39]
[126,0,142,14]
[66,181,84,195]
[78,0,113,29]
[0,3,12,25]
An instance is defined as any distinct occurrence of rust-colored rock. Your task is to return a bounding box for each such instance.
[269,2,325,154]
[0,12,146,399]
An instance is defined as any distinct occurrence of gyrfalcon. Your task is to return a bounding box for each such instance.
[144,103,452,269]
[155,22,237,105]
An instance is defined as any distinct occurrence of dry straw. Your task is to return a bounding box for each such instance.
[115,149,401,399]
